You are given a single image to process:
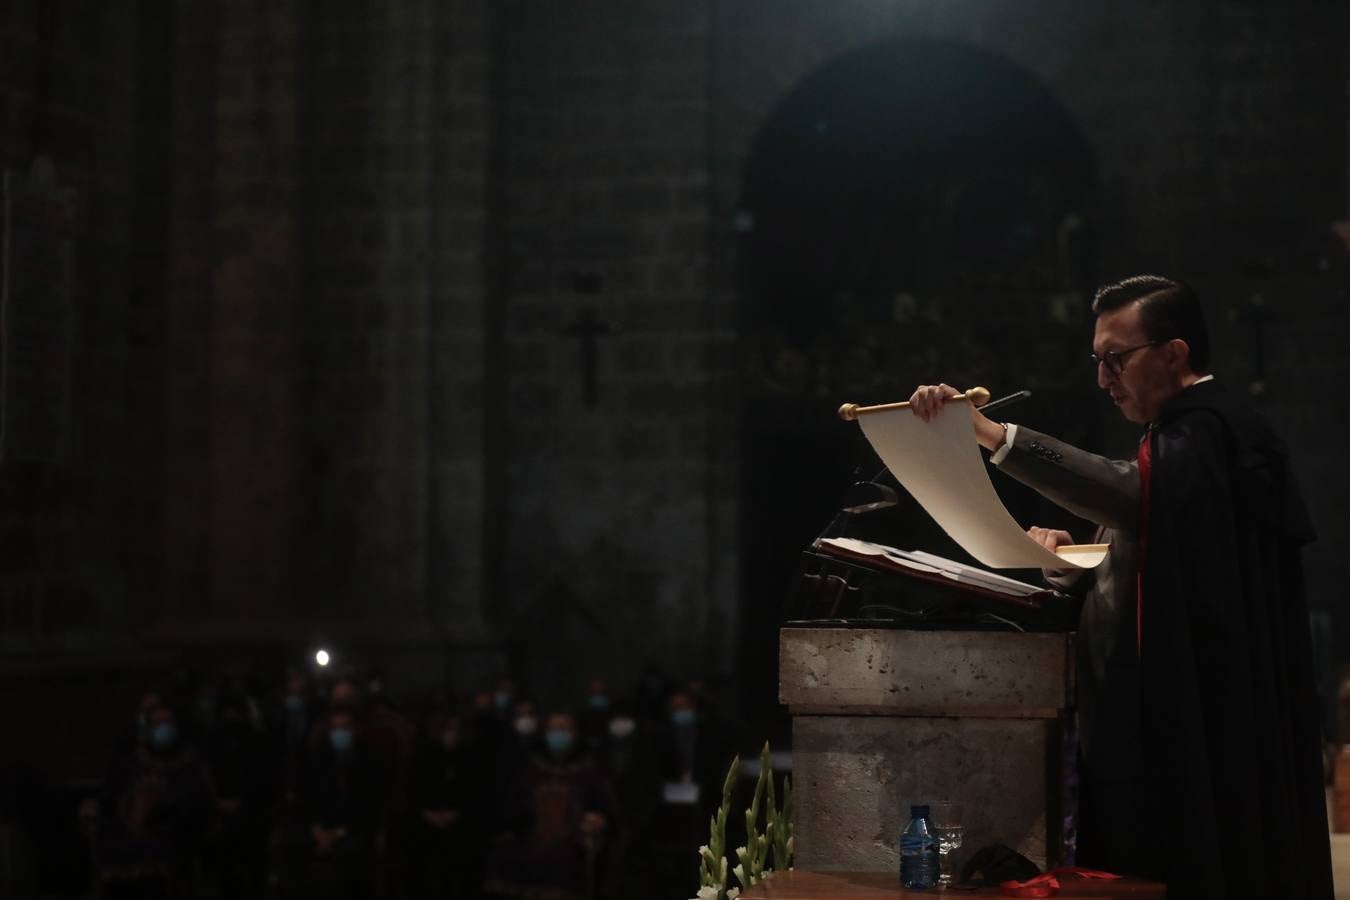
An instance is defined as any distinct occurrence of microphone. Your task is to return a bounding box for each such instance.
[978,389,1032,417]
[815,469,904,543]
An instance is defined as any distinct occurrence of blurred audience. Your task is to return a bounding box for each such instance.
[38,660,753,900]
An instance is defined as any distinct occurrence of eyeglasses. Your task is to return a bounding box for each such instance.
[1090,340,1164,375]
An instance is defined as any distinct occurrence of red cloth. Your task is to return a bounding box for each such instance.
[1000,866,1122,897]
[1135,429,1152,654]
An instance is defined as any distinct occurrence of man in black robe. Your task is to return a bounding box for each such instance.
[910,275,1332,898]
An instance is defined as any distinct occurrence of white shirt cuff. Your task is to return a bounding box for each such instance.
[989,423,1018,465]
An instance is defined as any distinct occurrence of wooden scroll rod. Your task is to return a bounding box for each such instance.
[838,386,991,422]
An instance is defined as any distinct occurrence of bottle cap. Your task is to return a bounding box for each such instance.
[911,804,929,817]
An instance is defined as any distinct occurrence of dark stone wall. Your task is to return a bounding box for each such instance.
[0,2,1346,733]
[0,2,167,650]
[160,0,496,662]
[495,0,726,697]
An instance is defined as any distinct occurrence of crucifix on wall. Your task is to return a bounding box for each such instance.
[560,275,615,408]
[562,308,611,407]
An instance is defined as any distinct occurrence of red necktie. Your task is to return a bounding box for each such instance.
[1135,429,1152,654]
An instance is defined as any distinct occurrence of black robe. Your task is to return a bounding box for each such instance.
[1135,379,1330,898]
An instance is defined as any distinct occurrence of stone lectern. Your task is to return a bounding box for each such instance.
[780,626,1074,874]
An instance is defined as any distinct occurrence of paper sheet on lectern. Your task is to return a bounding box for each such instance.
[856,405,1107,570]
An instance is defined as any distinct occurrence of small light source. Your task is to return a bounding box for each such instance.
[315,649,330,667]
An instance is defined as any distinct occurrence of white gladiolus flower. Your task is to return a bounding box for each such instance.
[696,885,719,900]
[727,889,741,900]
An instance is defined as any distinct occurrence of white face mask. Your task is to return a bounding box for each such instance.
[514,716,538,736]
[608,717,637,739]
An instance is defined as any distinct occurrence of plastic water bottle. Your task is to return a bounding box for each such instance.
[900,804,939,889]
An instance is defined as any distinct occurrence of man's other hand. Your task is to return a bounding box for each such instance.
[1028,526,1074,553]
[1028,526,1082,582]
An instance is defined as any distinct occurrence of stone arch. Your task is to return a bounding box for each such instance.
[734,38,1100,702]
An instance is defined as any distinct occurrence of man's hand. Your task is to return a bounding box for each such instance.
[1027,526,1081,582]
[908,383,960,422]
[909,383,1006,451]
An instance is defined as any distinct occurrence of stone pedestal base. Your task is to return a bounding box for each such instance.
[780,627,1074,873]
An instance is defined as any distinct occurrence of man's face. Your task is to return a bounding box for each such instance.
[1093,302,1181,424]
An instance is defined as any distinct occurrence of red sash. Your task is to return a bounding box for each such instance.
[1135,429,1152,654]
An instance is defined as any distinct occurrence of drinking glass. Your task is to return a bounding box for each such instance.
[928,801,964,887]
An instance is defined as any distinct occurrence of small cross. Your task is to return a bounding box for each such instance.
[561,307,613,407]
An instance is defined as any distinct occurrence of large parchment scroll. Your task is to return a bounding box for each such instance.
[856,404,1107,570]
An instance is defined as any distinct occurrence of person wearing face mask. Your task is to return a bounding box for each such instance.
[486,711,617,899]
[270,669,313,803]
[493,698,541,817]
[494,677,517,720]
[597,704,662,900]
[659,691,730,798]
[644,689,734,893]
[281,708,383,900]
[96,702,215,899]
[407,710,476,900]
[203,695,274,898]
[578,676,612,755]
[908,276,1330,897]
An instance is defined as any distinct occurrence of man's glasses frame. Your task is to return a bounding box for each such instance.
[1091,340,1165,375]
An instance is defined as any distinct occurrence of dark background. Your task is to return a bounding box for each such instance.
[0,0,1346,806]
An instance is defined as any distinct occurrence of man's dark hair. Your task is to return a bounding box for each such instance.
[1092,275,1210,373]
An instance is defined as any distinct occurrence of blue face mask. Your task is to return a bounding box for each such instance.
[545,729,574,757]
[588,695,609,710]
[494,691,512,711]
[284,694,305,713]
[670,709,696,728]
[150,721,178,750]
[329,727,355,754]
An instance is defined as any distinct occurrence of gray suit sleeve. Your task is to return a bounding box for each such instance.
[995,425,1139,531]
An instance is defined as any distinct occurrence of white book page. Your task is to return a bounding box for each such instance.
[818,537,1045,597]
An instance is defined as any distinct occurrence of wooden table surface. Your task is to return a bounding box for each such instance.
[737,870,1166,899]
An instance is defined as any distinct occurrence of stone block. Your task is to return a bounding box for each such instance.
[780,629,1073,715]
[792,714,1059,874]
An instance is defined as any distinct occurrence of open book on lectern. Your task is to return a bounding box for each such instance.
[840,390,1110,571]
[813,536,1047,599]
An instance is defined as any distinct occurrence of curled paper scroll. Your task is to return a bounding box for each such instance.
[856,404,1107,570]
